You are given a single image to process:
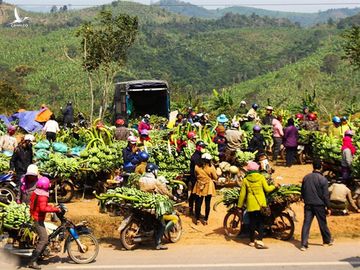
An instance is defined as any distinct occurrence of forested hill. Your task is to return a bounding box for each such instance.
[225,35,360,116]
[156,0,360,27]
[0,0,349,115]
[337,12,360,28]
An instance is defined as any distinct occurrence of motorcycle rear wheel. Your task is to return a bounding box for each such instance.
[67,234,99,264]
[55,181,74,203]
[120,221,139,250]
[223,210,242,238]
[272,212,294,241]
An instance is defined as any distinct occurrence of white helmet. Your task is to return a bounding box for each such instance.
[24,134,35,142]
[201,153,213,160]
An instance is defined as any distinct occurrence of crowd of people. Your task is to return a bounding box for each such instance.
[1,99,359,265]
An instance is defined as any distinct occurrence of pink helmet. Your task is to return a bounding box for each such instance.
[344,130,354,137]
[36,177,51,191]
[127,135,138,144]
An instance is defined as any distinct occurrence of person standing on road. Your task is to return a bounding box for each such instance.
[28,177,60,269]
[272,116,284,162]
[341,130,356,185]
[237,161,276,249]
[283,118,299,167]
[300,160,333,251]
[42,114,60,142]
[189,140,207,216]
[193,153,217,225]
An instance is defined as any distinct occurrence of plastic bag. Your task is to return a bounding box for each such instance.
[34,140,51,150]
[52,142,68,153]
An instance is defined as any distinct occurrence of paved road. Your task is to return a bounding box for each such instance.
[1,240,360,270]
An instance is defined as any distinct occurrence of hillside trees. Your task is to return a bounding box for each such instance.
[343,26,360,70]
[75,10,138,120]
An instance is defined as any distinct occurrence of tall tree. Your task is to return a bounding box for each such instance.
[76,10,138,120]
[343,26,360,70]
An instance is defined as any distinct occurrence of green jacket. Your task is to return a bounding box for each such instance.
[237,172,275,212]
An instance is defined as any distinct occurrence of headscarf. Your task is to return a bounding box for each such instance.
[341,136,356,155]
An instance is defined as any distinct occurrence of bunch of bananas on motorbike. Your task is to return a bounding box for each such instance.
[38,153,80,179]
[213,187,241,210]
[0,153,10,173]
[95,187,175,217]
[312,133,342,163]
[0,201,32,230]
[235,150,256,166]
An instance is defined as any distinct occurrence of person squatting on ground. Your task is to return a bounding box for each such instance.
[300,160,333,251]
[28,177,61,269]
[328,181,360,215]
[237,161,276,249]
[192,153,217,225]
[122,136,140,173]
[139,163,178,250]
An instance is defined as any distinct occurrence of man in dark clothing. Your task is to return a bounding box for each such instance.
[122,136,140,173]
[248,125,266,159]
[188,140,206,215]
[262,106,275,126]
[62,101,74,127]
[10,135,34,185]
[300,160,333,251]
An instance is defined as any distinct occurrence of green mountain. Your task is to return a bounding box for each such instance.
[226,35,360,115]
[337,12,360,28]
[155,0,360,27]
[0,0,348,116]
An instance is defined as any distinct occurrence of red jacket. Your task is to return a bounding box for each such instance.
[138,121,151,133]
[30,192,59,222]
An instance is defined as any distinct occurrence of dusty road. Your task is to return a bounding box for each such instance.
[2,240,360,270]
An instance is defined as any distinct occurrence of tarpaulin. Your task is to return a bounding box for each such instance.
[35,108,53,123]
[0,115,11,127]
[9,111,43,133]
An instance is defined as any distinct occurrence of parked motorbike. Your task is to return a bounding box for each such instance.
[2,204,99,264]
[119,204,182,250]
[223,201,295,241]
[0,173,17,204]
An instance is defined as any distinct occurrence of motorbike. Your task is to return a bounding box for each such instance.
[321,160,342,182]
[0,173,17,204]
[42,173,75,203]
[223,201,295,241]
[2,204,99,264]
[118,204,182,250]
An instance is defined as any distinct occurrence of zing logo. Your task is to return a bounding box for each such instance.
[10,7,30,28]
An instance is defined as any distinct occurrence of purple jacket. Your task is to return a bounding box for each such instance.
[283,125,299,148]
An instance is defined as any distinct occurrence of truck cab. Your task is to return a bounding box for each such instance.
[113,80,170,122]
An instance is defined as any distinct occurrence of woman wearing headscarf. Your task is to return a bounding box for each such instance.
[238,161,277,249]
[341,130,356,184]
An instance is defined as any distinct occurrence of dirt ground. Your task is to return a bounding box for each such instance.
[65,163,360,247]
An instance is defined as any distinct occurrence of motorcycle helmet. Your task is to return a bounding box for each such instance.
[195,140,207,148]
[344,130,354,137]
[127,135,138,144]
[146,163,158,177]
[341,116,348,122]
[252,103,259,110]
[115,119,125,126]
[308,113,317,121]
[332,116,341,124]
[7,126,16,136]
[36,177,51,191]
[253,125,261,132]
[187,131,197,139]
[139,151,149,162]
[295,113,304,120]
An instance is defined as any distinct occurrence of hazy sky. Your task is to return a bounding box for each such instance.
[5,0,360,13]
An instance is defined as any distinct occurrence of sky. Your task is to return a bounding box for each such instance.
[4,0,360,13]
